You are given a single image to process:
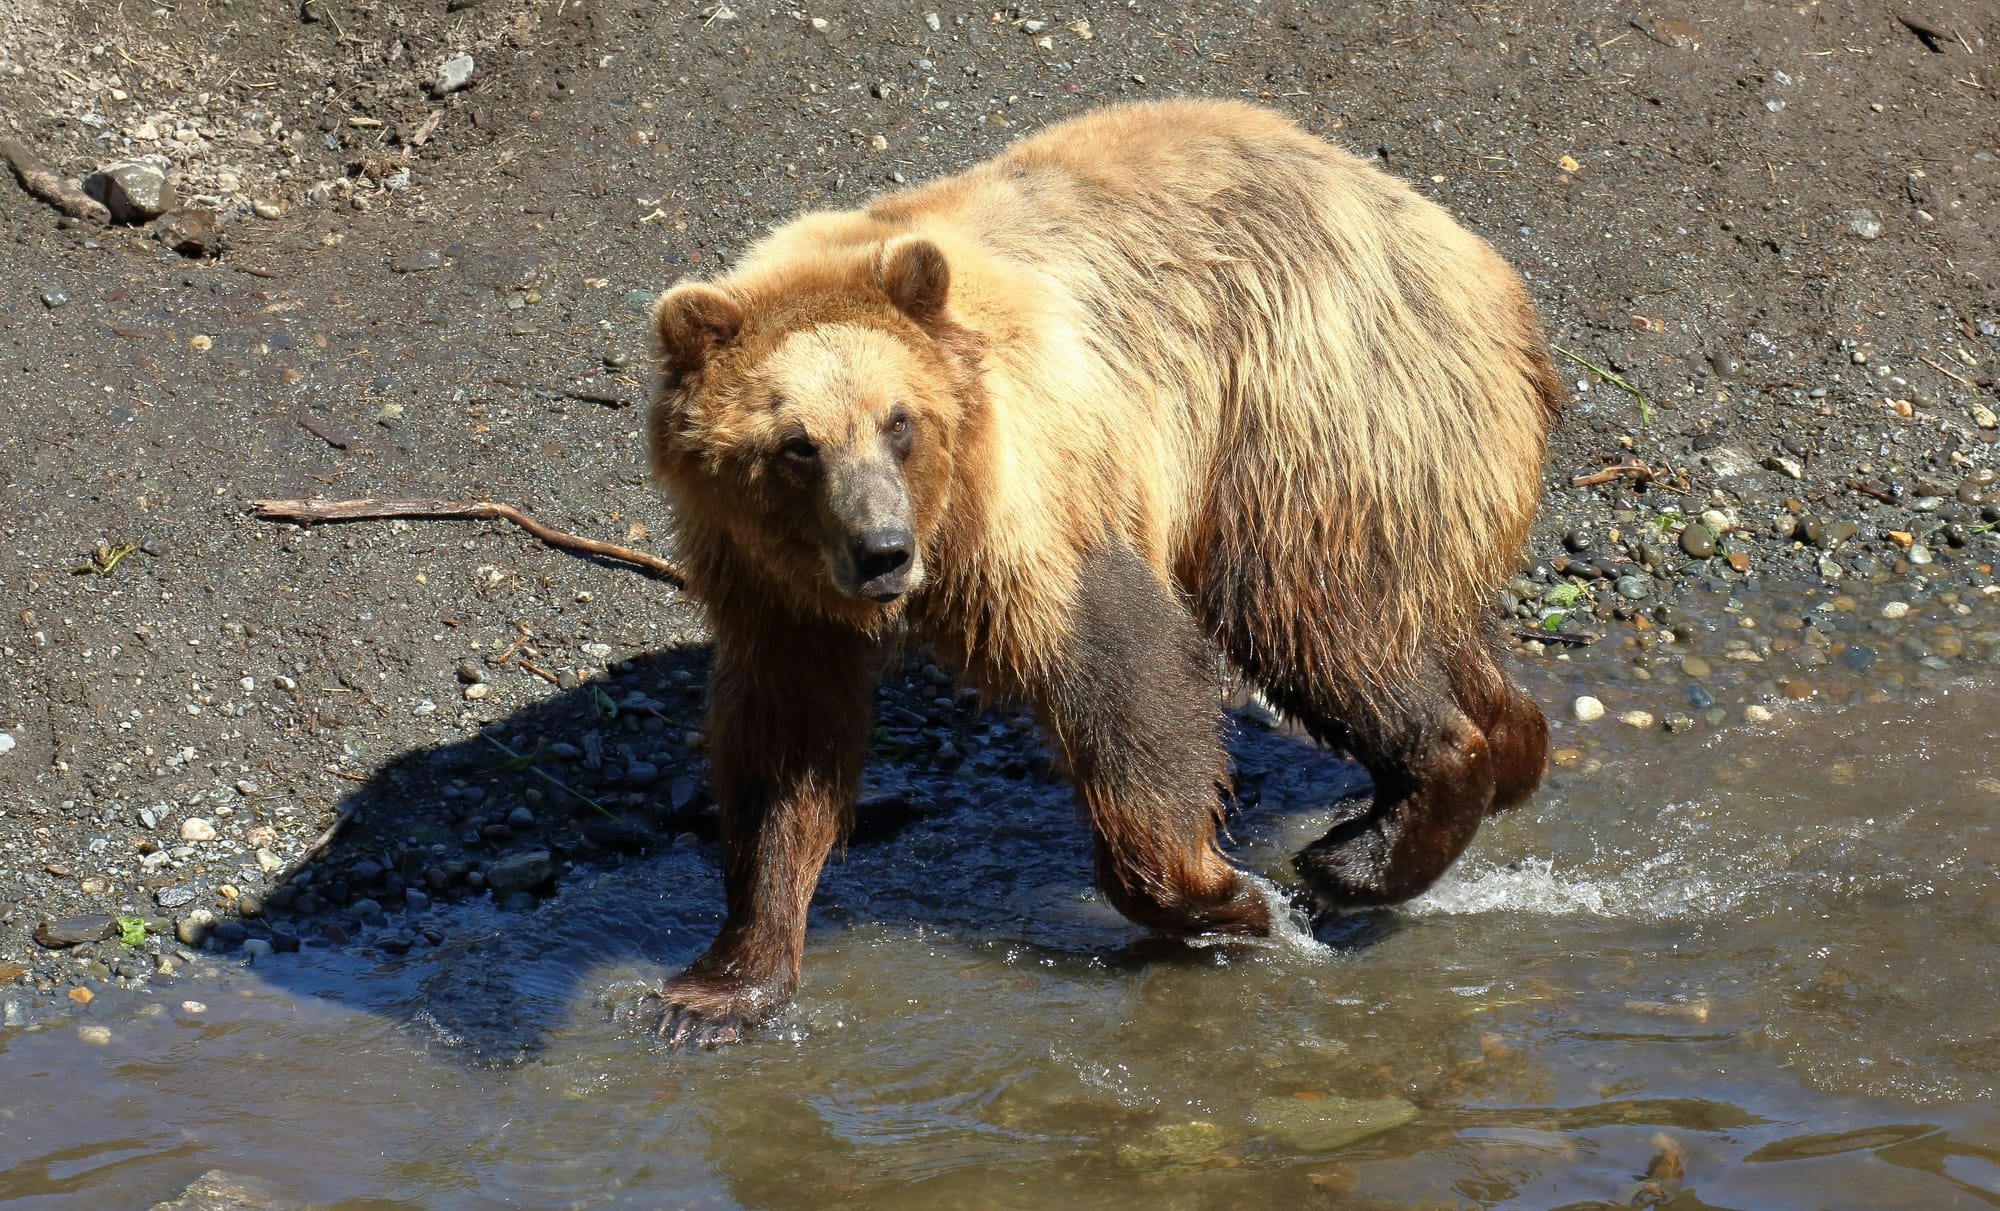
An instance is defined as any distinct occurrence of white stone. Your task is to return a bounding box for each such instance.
[1880,601,1910,619]
[1572,695,1605,722]
[435,54,476,95]
[179,817,217,842]
[1620,710,1657,729]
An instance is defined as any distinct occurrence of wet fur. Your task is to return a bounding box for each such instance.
[647,99,1557,1044]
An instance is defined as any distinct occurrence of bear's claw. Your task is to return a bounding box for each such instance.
[657,1003,750,1050]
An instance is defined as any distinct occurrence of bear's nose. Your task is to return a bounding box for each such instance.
[854,528,914,585]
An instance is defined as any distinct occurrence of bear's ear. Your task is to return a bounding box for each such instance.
[878,237,950,324]
[653,283,744,388]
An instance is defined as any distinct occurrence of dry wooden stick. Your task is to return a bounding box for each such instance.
[0,137,110,223]
[250,496,686,586]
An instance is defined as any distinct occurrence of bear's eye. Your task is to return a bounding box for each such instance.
[885,406,913,454]
[779,433,819,464]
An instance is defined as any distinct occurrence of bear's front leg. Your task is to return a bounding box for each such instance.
[1038,541,1271,938]
[656,626,872,1048]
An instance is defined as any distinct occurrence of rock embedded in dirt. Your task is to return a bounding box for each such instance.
[84,159,176,223]
[180,817,218,842]
[33,915,118,948]
[155,208,224,258]
[435,55,477,95]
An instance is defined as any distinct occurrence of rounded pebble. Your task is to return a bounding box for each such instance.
[1620,710,1657,729]
[1572,695,1606,722]
[1679,525,1718,558]
[179,818,217,842]
[1880,601,1910,620]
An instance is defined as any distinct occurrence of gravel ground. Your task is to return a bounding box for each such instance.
[3,0,1999,1015]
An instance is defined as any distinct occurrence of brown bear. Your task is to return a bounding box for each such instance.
[646,98,1558,1047]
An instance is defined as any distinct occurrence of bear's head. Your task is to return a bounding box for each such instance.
[648,236,976,629]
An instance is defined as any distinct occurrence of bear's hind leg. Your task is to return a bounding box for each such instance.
[1039,540,1271,937]
[1447,636,1548,815]
[1277,673,1498,907]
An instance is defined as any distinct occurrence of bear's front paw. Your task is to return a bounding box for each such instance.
[652,976,783,1050]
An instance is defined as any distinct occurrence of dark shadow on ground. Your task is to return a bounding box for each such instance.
[238,641,1379,1064]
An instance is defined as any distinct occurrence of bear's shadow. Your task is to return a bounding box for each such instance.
[245,639,1380,1063]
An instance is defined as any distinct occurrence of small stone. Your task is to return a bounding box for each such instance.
[40,288,67,309]
[1663,712,1695,733]
[463,683,490,700]
[1845,209,1883,240]
[84,158,177,223]
[241,938,273,960]
[1908,543,1933,566]
[256,847,285,873]
[1679,655,1712,678]
[1880,601,1910,620]
[1842,644,1877,671]
[1763,454,1804,479]
[1572,695,1606,722]
[1973,404,1998,430]
[156,208,224,258]
[176,909,216,946]
[0,732,14,757]
[1251,1095,1418,1152]
[1620,710,1657,729]
[251,199,283,220]
[434,55,476,95]
[391,249,444,273]
[180,817,217,842]
[155,885,195,909]
[34,915,118,948]
[76,1024,112,1045]
[1679,525,1718,558]
[485,850,555,895]
[1685,683,1715,708]
[1615,575,1653,600]
[350,898,384,922]
[923,10,940,30]
[624,760,660,786]
[1563,530,1594,553]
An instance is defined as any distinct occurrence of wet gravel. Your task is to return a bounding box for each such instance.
[3,0,1999,1020]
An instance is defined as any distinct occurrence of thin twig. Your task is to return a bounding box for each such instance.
[516,658,563,686]
[0,137,110,223]
[249,496,685,586]
[1920,355,1977,389]
[1847,480,1899,505]
[1553,345,1652,424]
[1512,629,1596,647]
[480,733,617,819]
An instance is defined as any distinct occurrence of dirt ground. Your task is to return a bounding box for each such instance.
[2,0,1998,998]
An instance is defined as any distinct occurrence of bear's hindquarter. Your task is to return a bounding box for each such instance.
[953,103,1554,682]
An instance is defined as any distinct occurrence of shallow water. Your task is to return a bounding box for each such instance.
[4,676,1999,1209]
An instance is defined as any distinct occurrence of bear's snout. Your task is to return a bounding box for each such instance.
[852,528,916,601]
[824,459,922,603]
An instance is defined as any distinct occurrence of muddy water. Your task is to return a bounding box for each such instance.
[4,675,1999,1209]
